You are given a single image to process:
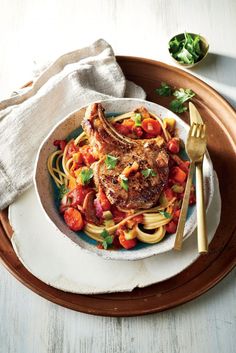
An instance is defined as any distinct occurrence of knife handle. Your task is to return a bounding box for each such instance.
[174,162,195,251]
[196,161,208,253]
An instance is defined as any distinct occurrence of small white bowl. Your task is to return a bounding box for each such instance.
[34,98,214,261]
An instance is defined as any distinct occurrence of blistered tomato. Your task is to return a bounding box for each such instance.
[141,118,161,136]
[64,207,84,231]
[167,138,180,154]
[164,188,175,201]
[133,126,143,138]
[53,139,67,152]
[68,185,92,206]
[165,221,177,234]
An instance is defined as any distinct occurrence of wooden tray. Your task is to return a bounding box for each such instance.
[0,56,236,317]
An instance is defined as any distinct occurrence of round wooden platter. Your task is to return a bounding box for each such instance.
[0,56,236,317]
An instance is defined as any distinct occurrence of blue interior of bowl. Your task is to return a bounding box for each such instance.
[51,113,195,251]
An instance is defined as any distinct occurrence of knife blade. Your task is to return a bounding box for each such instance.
[189,102,204,125]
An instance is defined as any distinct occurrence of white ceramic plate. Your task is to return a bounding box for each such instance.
[34,98,214,261]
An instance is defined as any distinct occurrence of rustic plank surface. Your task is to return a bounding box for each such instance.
[0,0,236,352]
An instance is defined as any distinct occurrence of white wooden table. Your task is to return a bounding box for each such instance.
[0,1,236,352]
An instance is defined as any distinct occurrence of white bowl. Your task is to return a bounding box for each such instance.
[34,98,214,261]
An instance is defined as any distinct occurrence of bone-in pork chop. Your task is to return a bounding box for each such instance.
[82,103,169,210]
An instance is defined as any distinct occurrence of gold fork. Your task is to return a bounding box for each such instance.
[174,123,207,251]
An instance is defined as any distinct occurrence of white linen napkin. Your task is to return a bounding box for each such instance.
[0,39,145,210]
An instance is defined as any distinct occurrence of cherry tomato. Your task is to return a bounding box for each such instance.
[133,126,143,138]
[165,221,177,234]
[80,145,97,165]
[68,185,92,206]
[114,123,130,136]
[164,188,175,201]
[141,118,161,136]
[66,141,79,158]
[64,207,84,231]
[119,233,137,249]
[167,138,180,154]
[98,188,111,211]
[53,139,67,152]
[173,209,181,222]
[170,167,187,184]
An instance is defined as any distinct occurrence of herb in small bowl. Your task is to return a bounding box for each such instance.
[168,32,209,68]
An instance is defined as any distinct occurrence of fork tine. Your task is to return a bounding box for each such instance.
[190,123,198,137]
[195,124,202,138]
[200,124,206,138]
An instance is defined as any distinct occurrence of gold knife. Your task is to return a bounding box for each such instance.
[189,102,208,253]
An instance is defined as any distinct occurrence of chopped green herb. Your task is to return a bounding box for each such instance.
[155,82,172,96]
[169,36,181,53]
[120,175,129,191]
[132,113,142,126]
[173,88,195,103]
[159,211,171,219]
[169,33,204,65]
[155,82,196,114]
[141,168,157,178]
[170,99,188,113]
[105,154,118,170]
[59,184,69,199]
[176,47,193,65]
[100,229,113,249]
[80,168,93,185]
[170,88,195,113]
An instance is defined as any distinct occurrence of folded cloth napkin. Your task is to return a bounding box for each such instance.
[0,39,146,210]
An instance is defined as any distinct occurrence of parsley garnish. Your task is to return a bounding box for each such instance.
[105,154,118,170]
[141,169,157,178]
[170,99,188,113]
[132,113,142,126]
[169,33,203,65]
[80,168,93,185]
[120,175,129,191]
[100,229,113,249]
[170,88,195,113]
[155,82,172,96]
[173,88,195,103]
[59,184,69,199]
[159,211,171,219]
[155,82,196,113]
